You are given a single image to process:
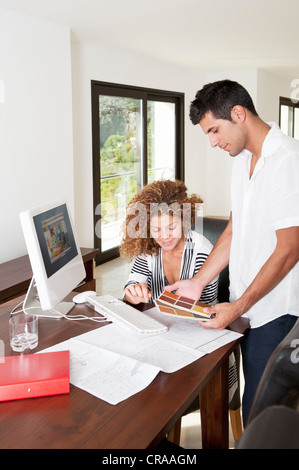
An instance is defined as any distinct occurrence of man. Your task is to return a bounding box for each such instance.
[165,80,299,425]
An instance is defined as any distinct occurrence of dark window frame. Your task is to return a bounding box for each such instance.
[279,96,299,138]
[91,80,185,265]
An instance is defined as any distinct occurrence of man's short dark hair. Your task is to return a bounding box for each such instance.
[189,79,258,125]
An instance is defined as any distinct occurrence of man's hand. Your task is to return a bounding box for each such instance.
[164,278,204,300]
[124,282,152,304]
[198,301,244,330]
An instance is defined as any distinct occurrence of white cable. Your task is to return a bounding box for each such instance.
[10,303,108,323]
[48,309,108,322]
[10,301,25,315]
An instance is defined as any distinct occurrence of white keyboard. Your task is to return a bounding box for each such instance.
[85,294,168,335]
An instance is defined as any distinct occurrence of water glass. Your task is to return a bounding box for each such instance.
[9,314,38,353]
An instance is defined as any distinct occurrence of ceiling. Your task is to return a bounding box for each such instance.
[1,0,299,78]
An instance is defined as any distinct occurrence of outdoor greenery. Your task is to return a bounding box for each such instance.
[99,95,154,223]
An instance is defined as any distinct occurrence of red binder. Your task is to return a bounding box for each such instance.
[0,350,70,402]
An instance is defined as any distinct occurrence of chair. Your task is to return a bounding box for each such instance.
[234,405,299,449]
[236,318,299,448]
[168,217,243,445]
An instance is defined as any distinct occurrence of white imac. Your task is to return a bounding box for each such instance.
[20,201,86,318]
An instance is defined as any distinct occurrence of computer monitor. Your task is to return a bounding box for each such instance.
[20,201,86,318]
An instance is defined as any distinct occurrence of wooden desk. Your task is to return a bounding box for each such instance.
[0,248,99,304]
[0,296,248,449]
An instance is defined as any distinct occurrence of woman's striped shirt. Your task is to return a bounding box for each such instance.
[123,230,238,404]
[124,230,218,304]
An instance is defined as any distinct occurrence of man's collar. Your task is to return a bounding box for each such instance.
[260,122,284,159]
[239,122,283,161]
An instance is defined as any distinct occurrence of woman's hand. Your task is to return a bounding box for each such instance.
[124,282,153,304]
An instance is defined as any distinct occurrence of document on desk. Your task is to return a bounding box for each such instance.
[52,339,160,406]
[151,308,243,354]
[41,328,204,405]
[41,307,242,405]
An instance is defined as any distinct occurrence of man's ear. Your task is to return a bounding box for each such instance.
[231,105,246,123]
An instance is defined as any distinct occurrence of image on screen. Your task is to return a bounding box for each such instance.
[33,203,78,279]
[41,212,71,264]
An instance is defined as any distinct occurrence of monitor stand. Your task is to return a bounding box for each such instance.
[23,278,75,319]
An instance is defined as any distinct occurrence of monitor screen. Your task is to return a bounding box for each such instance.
[20,201,86,317]
[33,204,78,279]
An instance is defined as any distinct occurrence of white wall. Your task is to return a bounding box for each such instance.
[203,69,258,217]
[71,39,207,247]
[256,69,292,123]
[0,8,73,263]
[0,7,294,263]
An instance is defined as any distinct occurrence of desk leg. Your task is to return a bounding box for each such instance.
[200,359,229,449]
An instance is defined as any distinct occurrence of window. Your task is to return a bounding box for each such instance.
[91,81,184,264]
[279,96,299,139]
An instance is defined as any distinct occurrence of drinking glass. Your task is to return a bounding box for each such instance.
[9,314,38,353]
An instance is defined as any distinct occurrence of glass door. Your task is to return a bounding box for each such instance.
[92,82,184,264]
[98,95,143,255]
[147,100,176,182]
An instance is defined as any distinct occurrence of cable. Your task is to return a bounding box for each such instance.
[48,309,108,322]
[10,303,108,323]
[10,301,25,315]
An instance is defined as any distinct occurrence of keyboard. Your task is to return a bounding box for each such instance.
[85,294,168,335]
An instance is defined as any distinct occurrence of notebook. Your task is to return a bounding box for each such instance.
[154,291,211,321]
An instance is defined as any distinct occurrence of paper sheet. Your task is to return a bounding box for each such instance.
[76,323,204,373]
[43,338,160,405]
[41,307,242,405]
[150,308,243,353]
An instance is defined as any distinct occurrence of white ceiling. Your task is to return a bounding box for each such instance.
[1,0,299,78]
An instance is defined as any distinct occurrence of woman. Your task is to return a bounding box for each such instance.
[120,179,218,305]
[120,179,238,413]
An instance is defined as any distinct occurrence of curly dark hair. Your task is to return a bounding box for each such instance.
[119,179,203,260]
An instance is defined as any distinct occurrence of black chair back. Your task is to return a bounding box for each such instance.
[236,319,299,448]
[202,217,229,303]
[236,405,299,449]
[201,217,241,412]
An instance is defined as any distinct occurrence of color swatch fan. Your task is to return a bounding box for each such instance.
[154,291,211,321]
